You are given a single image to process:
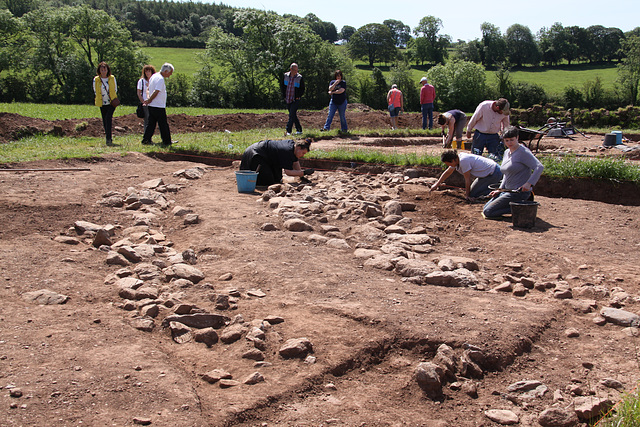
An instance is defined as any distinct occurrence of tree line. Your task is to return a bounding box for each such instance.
[1,0,639,115]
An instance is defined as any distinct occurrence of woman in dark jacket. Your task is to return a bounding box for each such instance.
[240,138,314,186]
[321,69,348,132]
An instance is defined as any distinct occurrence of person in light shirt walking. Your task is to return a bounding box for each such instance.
[141,63,175,147]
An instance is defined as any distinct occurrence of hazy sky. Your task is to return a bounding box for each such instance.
[217,0,638,41]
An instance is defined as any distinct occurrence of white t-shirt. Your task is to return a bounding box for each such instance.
[457,152,497,178]
[137,78,150,101]
[147,72,167,108]
[95,76,117,105]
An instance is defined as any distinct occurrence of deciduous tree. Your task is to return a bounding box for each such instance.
[347,23,396,67]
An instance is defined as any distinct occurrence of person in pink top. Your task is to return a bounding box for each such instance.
[386,84,404,130]
[419,77,435,130]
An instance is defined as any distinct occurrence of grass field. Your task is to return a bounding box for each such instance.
[0,103,281,120]
[141,46,619,98]
[142,47,206,76]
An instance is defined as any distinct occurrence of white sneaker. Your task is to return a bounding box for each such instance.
[285,132,291,136]
[295,131,303,135]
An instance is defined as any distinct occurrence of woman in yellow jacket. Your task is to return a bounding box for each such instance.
[93,62,118,146]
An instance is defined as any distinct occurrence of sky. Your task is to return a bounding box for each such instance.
[216,0,639,42]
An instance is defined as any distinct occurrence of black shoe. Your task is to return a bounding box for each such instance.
[141,140,153,145]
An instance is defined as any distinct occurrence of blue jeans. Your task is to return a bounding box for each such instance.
[286,100,301,133]
[483,190,532,218]
[471,131,502,158]
[323,100,348,131]
[421,103,433,130]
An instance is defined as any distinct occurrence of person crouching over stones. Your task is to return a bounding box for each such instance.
[430,150,503,201]
[438,109,467,150]
[240,138,314,186]
[482,126,544,219]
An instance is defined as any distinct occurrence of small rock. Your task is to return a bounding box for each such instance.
[243,372,265,385]
[279,337,313,358]
[9,388,23,398]
[201,369,232,384]
[565,328,580,338]
[484,409,519,425]
[133,417,152,425]
[537,407,579,427]
[218,273,233,281]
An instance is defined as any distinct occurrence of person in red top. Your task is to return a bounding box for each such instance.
[419,77,436,130]
[386,84,404,130]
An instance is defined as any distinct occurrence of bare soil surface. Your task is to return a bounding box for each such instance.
[1,111,640,426]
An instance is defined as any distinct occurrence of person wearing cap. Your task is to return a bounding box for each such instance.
[419,77,435,130]
[466,98,511,159]
[387,84,403,130]
[239,138,314,186]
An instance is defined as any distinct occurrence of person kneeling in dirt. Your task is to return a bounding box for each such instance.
[438,110,467,150]
[430,150,503,201]
[240,138,314,186]
[482,126,543,219]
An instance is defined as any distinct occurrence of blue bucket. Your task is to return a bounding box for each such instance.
[235,170,259,193]
[611,130,622,145]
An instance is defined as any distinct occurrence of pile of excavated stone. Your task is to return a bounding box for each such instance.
[39,165,639,425]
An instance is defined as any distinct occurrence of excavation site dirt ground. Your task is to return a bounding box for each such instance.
[0,110,639,426]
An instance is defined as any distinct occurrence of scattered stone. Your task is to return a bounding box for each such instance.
[247,289,267,298]
[117,246,143,263]
[261,223,278,231]
[53,235,80,245]
[573,396,613,421]
[163,264,205,283]
[132,417,152,425]
[537,407,579,427]
[9,388,23,398]
[22,289,69,305]
[130,317,154,332]
[565,328,580,338]
[218,273,233,281]
[219,379,240,388]
[201,369,232,384]
[194,328,219,347]
[74,220,102,234]
[600,307,640,327]
[415,362,444,397]
[283,218,313,232]
[106,251,130,266]
[169,321,193,344]
[243,372,265,385]
[279,337,313,358]
[220,323,248,344]
[264,315,284,325]
[494,281,513,292]
[162,313,229,329]
[173,167,204,179]
[599,378,624,390]
[183,214,199,225]
[140,304,159,318]
[484,409,519,425]
[242,349,265,361]
[92,229,113,247]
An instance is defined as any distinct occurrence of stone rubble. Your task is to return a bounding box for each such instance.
[48,166,639,412]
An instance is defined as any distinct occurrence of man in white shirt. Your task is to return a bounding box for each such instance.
[466,98,510,158]
[141,63,174,146]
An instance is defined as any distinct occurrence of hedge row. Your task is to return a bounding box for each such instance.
[512,104,640,129]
